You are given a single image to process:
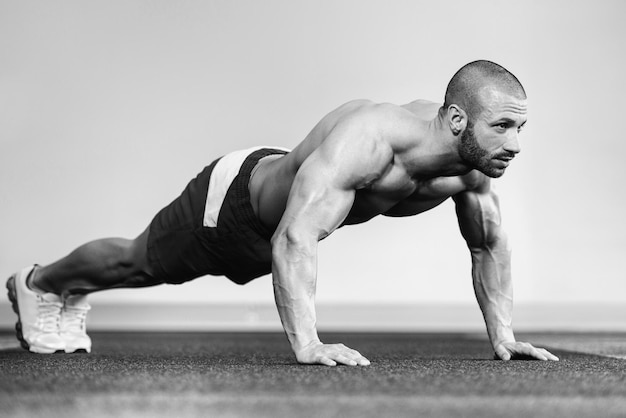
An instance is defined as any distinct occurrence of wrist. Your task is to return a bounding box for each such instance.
[292,336,322,353]
[490,328,515,347]
[284,327,321,354]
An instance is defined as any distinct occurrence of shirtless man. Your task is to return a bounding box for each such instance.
[7,60,559,364]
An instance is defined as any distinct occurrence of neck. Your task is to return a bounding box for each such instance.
[422,111,472,176]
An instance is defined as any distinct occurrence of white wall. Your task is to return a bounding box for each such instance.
[1,0,624,308]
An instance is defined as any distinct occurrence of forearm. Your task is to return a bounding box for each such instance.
[271,234,320,353]
[470,240,515,347]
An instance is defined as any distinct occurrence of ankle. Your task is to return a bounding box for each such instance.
[27,267,56,295]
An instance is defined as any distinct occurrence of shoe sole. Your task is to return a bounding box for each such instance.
[63,336,92,353]
[65,348,91,354]
[64,336,92,353]
[6,275,64,354]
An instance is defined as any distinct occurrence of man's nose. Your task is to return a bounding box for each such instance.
[503,134,521,155]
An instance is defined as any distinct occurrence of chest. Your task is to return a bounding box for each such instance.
[346,174,471,223]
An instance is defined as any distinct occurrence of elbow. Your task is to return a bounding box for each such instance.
[467,231,510,254]
[271,225,317,262]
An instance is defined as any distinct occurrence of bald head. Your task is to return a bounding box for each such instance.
[443,60,526,121]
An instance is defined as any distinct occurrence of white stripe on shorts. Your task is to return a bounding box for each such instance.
[202,146,289,228]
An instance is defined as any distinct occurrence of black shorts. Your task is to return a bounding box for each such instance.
[146,147,289,285]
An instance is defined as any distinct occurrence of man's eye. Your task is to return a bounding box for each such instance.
[497,123,508,130]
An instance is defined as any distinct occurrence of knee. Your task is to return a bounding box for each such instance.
[105,239,137,270]
[111,234,161,288]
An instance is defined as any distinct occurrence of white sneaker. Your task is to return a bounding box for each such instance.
[61,294,92,353]
[6,266,65,354]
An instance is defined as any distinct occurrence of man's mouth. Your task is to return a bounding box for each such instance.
[495,154,515,164]
[494,156,513,168]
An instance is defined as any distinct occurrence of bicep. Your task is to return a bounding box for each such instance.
[278,161,356,242]
[453,181,503,248]
[274,122,392,242]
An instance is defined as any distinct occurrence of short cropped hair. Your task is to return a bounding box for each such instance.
[443,60,526,120]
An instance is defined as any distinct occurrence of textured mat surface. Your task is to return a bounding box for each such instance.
[1,332,625,417]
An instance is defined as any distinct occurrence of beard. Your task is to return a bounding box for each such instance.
[459,122,507,178]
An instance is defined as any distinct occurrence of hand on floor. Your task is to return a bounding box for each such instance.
[494,341,560,361]
[296,341,371,366]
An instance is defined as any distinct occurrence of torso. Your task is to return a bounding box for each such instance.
[250,99,484,231]
[342,171,479,225]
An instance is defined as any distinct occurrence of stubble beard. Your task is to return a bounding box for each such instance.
[459,122,505,178]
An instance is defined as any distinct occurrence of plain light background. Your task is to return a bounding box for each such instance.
[1,1,624,313]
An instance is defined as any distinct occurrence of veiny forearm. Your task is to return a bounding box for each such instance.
[271,234,321,352]
[471,239,515,347]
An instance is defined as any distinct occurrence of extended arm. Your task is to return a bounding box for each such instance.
[454,179,558,361]
[271,118,390,366]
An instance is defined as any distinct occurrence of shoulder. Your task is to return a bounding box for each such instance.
[334,100,416,126]
[319,100,412,155]
[456,171,491,195]
[452,172,500,214]
[332,102,422,158]
[402,99,443,118]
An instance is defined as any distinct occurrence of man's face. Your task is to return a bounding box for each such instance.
[459,88,527,178]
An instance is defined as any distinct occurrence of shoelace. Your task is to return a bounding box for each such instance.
[62,306,90,333]
[35,295,62,333]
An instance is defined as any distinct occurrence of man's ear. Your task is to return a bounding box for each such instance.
[447,105,467,136]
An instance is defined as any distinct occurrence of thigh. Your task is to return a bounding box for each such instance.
[131,227,153,275]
